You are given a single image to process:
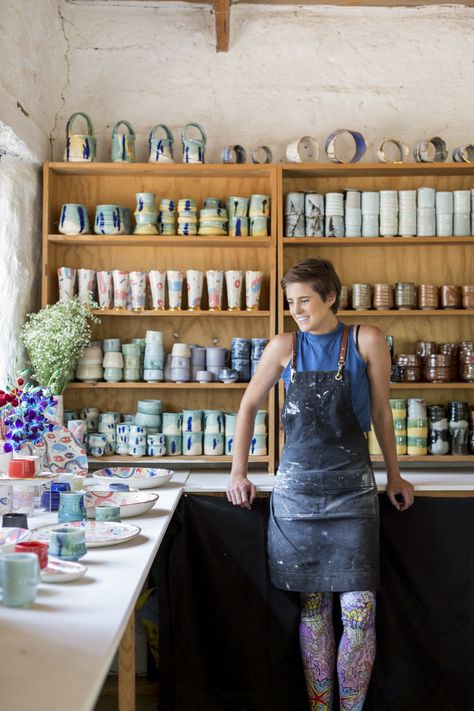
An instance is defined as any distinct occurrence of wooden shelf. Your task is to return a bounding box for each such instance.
[48,234,273,247]
[67,382,248,389]
[284,309,474,317]
[283,236,474,246]
[389,382,474,389]
[88,455,269,464]
[93,309,270,317]
[47,161,276,178]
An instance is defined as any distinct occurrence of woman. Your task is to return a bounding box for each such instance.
[227,257,414,710]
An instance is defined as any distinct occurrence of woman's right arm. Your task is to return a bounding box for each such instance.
[226,333,292,509]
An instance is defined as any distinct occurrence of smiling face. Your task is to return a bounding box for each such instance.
[286,281,339,334]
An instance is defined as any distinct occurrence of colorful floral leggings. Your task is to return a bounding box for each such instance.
[299,591,376,711]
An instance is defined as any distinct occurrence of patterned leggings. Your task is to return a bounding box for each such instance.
[299,591,376,711]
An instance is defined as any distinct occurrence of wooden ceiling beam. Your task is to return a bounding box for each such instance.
[213,0,230,52]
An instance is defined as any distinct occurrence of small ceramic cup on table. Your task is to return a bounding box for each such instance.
[58,491,86,523]
[0,553,40,607]
[15,541,49,569]
[95,504,121,523]
[48,526,87,561]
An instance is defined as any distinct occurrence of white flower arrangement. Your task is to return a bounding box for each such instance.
[21,297,100,395]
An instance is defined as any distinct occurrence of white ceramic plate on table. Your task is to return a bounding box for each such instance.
[0,527,30,547]
[92,467,173,490]
[40,557,87,583]
[84,490,159,519]
[31,520,141,548]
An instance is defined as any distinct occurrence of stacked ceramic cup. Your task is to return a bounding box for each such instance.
[102,338,123,382]
[171,343,192,382]
[134,192,158,235]
[344,190,361,237]
[198,199,228,236]
[250,410,268,455]
[190,345,206,381]
[135,399,162,434]
[231,338,251,382]
[325,193,344,237]
[122,343,140,382]
[435,192,453,237]
[203,410,224,455]
[162,413,183,455]
[98,412,119,455]
[205,346,228,381]
[128,424,146,457]
[398,190,417,237]
[144,331,164,382]
[379,190,398,237]
[227,196,249,236]
[251,338,268,377]
[80,407,99,432]
[249,194,270,237]
[178,198,197,236]
[116,423,130,456]
[417,187,436,236]
[454,190,471,237]
[94,205,125,235]
[76,343,103,381]
[407,398,428,455]
[285,192,305,237]
[361,192,380,237]
[182,409,203,455]
[305,193,324,237]
[158,199,177,236]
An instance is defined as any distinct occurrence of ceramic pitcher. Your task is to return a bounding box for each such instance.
[111,120,136,163]
[181,122,206,164]
[64,112,96,162]
[148,124,174,163]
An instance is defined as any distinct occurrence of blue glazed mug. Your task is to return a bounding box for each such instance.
[58,491,86,523]
[0,553,40,607]
[48,526,87,562]
[181,122,206,164]
[204,433,224,455]
[59,204,90,235]
[64,112,96,162]
[165,434,182,455]
[111,120,136,163]
[148,124,174,163]
[95,504,121,523]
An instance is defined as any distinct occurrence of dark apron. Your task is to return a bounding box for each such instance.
[268,326,379,593]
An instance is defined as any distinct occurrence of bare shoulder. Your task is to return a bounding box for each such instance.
[265,332,294,367]
[357,325,389,362]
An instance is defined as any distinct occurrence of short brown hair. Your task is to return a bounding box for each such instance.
[281,258,341,313]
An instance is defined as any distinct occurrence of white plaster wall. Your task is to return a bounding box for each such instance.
[0,0,68,160]
[56,2,474,162]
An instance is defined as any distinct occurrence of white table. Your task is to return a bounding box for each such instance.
[1,468,474,711]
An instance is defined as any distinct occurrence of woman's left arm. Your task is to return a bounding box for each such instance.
[359,326,415,511]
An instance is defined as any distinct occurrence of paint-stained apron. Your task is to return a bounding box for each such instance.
[268,326,379,592]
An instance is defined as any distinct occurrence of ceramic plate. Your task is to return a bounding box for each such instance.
[31,520,141,548]
[84,490,159,519]
[22,424,88,476]
[93,467,173,490]
[0,527,30,546]
[40,557,87,583]
[0,472,58,483]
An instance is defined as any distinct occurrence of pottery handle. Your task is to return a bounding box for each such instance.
[66,112,94,137]
[149,123,174,142]
[112,120,135,138]
[182,122,206,143]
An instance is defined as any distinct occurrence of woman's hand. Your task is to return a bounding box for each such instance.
[226,475,257,510]
[386,475,415,511]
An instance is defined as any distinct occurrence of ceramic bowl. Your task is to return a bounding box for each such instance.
[84,489,159,518]
[196,370,213,383]
[92,467,174,489]
[218,368,239,383]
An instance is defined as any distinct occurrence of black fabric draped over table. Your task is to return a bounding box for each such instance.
[157,494,474,711]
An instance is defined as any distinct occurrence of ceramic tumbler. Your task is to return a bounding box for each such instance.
[95,504,121,522]
[181,122,206,164]
[59,204,90,235]
[97,271,113,309]
[186,270,204,310]
[225,270,243,310]
[206,270,224,310]
[162,413,183,435]
[245,270,263,310]
[182,410,202,433]
[148,124,174,163]
[227,197,249,218]
[204,433,224,455]
[64,112,96,162]
[130,271,147,311]
[77,268,96,305]
[48,526,87,561]
[111,120,135,163]
[203,410,224,434]
[1,553,40,607]
[149,270,166,309]
[167,270,184,310]
[113,270,129,310]
[58,491,86,523]
[94,205,124,235]
[165,434,182,455]
[134,192,158,235]
[57,267,77,301]
[228,216,249,237]
[183,432,203,455]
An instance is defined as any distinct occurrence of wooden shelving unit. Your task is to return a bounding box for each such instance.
[277,162,474,467]
[43,162,278,471]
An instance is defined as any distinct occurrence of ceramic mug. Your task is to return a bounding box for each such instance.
[15,541,49,569]
[182,410,202,433]
[48,526,87,561]
[111,120,136,163]
[59,204,90,235]
[162,413,183,435]
[58,491,86,523]
[205,347,228,367]
[183,432,203,455]
[165,434,182,455]
[64,112,96,162]
[203,433,224,455]
[95,504,121,522]
[148,124,174,163]
[0,553,40,607]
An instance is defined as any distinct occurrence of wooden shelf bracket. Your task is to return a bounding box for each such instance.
[213,0,230,52]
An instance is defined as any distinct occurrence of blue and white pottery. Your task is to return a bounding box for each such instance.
[162,413,182,435]
[229,217,249,237]
[64,112,96,162]
[182,410,202,433]
[111,120,136,163]
[203,433,224,455]
[165,435,182,455]
[148,124,174,163]
[203,410,223,434]
[94,204,124,235]
[48,526,87,562]
[183,432,203,455]
[249,433,267,456]
[225,436,234,454]
[181,122,206,164]
[59,203,90,235]
[134,192,158,235]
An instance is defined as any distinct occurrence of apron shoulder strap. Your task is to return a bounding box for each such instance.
[335,325,350,381]
[290,331,297,382]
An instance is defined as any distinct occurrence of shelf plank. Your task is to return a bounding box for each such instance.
[67,382,248,389]
[389,382,474,389]
[88,455,269,463]
[280,162,474,178]
[93,309,270,317]
[283,236,474,246]
[48,235,273,247]
[284,309,474,317]
[46,161,275,178]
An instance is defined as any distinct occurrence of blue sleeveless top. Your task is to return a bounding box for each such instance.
[281,322,371,432]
